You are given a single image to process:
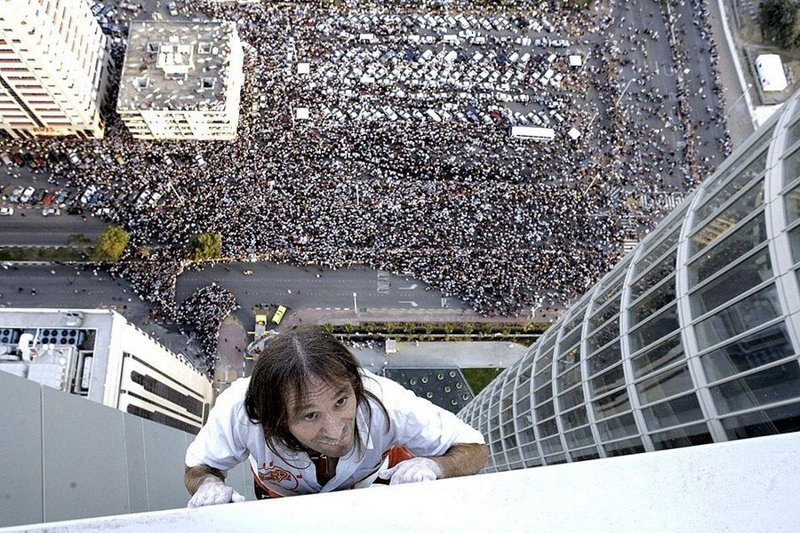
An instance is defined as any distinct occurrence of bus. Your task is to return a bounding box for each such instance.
[272,305,287,325]
[510,126,555,141]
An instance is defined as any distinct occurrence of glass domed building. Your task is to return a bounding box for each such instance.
[459,94,800,472]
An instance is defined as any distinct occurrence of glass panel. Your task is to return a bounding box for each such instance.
[564,426,595,450]
[629,304,679,352]
[535,401,555,421]
[711,362,800,414]
[538,332,558,356]
[784,142,800,187]
[642,393,704,431]
[632,334,684,378]
[558,386,585,412]
[593,389,631,420]
[721,401,800,440]
[604,437,645,457]
[593,275,626,309]
[689,212,767,286]
[695,148,767,222]
[630,279,676,325]
[694,284,780,351]
[596,413,638,441]
[557,346,581,374]
[790,225,800,263]
[518,426,536,446]
[561,406,588,430]
[534,383,553,405]
[517,362,533,387]
[787,118,800,149]
[690,247,772,315]
[631,250,677,301]
[589,364,626,398]
[569,447,600,462]
[636,364,693,406]
[558,327,582,357]
[557,364,582,393]
[539,435,562,455]
[562,303,589,336]
[533,366,552,390]
[701,322,795,382]
[785,180,800,225]
[543,453,567,465]
[650,423,713,450]
[586,317,619,353]
[587,340,621,376]
[691,179,765,254]
[588,299,619,332]
[515,393,531,416]
[635,227,681,274]
[535,350,553,374]
[537,417,558,438]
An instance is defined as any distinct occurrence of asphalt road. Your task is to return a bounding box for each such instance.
[176,262,467,328]
[0,211,107,246]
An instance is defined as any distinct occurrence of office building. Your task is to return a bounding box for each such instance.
[116,21,244,140]
[0,308,213,433]
[0,0,110,139]
[459,89,800,471]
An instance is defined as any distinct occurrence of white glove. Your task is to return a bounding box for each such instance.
[377,458,443,485]
[187,477,246,508]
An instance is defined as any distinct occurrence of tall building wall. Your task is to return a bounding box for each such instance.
[459,90,800,472]
[0,369,252,528]
[0,0,110,139]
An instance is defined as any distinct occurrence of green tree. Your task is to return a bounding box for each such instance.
[189,232,222,261]
[92,225,129,262]
[761,0,800,48]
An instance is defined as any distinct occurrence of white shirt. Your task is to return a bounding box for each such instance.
[185,370,485,496]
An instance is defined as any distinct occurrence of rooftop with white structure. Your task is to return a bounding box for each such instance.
[116,21,244,140]
[118,22,239,112]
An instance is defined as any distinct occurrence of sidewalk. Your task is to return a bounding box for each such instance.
[350,340,528,372]
[215,307,550,384]
[283,305,563,328]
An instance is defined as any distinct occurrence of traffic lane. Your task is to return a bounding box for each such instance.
[176,262,462,310]
[0,211,107,246]
[0,264,141,311]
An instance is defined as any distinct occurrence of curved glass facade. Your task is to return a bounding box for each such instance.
[459,92,800,472]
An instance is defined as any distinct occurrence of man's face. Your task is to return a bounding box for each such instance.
[286,375,357,458]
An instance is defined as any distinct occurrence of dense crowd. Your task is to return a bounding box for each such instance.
[9,0,730,372]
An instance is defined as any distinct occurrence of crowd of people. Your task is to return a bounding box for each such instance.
[10,0,730,373]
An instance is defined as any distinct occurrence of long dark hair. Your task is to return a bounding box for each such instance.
[244,325,388,459]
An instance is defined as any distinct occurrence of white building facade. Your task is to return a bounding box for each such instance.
[0,0,111,139]
[0,308,214,433]
[116,21,244,140]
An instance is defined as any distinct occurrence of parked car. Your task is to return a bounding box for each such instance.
[42,189,58,206]
[19,187,35,203]
[30,188,48,204]
[8,186,24,203]
[0,207,14,216]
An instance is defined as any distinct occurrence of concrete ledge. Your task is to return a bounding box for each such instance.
[9,432,800,532]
